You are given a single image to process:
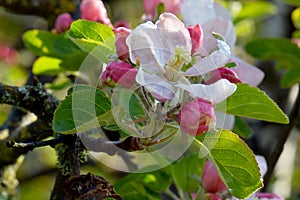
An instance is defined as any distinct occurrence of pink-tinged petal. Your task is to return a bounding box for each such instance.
[215,112,235,130]
[127,13,191,73]
[136,68,175,102]
[54,13,73,33]
[255,193,284,200]
[202,160,227,193]
[229,56,265,86]
[180,0,215,26]
[177,79,237,104]
[185,40,231,76]
[178,98,215,136]
[187,24,203,55]
[80,0,111,25]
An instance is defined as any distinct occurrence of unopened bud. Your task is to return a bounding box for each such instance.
[80,0,111,26]
[143,0,161,20]
[178,98,215,136]
[100,61,138,88]
[204,67,241,85]
[54,13,73,33]
[202,160,227,193]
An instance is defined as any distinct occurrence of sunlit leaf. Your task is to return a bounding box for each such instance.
[292,7,300,29]
[196,130,262,198]
[32,56,66,75]
[68,20,116,63]
[23,30,81,58]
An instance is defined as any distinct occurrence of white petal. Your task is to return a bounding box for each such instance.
[230,56,265,86]
[180,0,215,26]
[176,79,237,104]
[201,18,236,50]
[255,155,268,178]
[215,112,235,130]
[136,68,175,101]
[214,3,232,21]
[185,39,231,76]
[126,13,191,73]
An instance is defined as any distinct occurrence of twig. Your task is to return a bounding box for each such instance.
[263,84,300,189]
[6,134,68,151]
[0,81,59,119]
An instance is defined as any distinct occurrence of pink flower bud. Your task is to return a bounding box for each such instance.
[113,27,131,61]
[114,21,131,29]
[178,98,215,136]
[143,0,161,20]
[143,0,180,20]
[80,0,111,26]
[162,0,180,15]
[204,68,242,85]
[255,193,284,200]
[202,160,227,193]
[187,24,203,55]
[54,13,73,33]
[0,44,19,65]
[100,61,138,88]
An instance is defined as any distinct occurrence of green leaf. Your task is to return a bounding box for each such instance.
[246,38,300,70]
[292,7,300,29]
[172,154,205,192]
[23,30,82,58]
[114,170,171,199]
[52,85,113,134]
[196,130,262,198]
[32,56,66,75]
[281,68,300,88]
[216,83,289,124]
[232,116,253,138]
[68,20,116,63]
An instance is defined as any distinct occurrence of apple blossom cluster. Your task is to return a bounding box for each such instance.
[53,0,264,136]
[50,0,286,198]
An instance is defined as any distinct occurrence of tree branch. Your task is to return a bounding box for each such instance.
[263,84,300,189]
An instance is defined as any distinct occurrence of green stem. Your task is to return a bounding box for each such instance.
[165,188,181,200]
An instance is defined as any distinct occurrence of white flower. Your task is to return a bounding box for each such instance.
[126,12,235,102]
